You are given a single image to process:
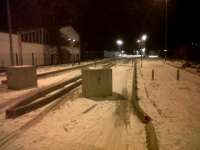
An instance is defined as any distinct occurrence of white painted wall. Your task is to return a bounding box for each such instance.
[0,32,46,67]
[21,42,46,65]
[0,32,19,67]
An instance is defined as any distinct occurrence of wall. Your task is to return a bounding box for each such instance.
[0,32,19,67]
[21,42,47,66]
[0,32,46,67]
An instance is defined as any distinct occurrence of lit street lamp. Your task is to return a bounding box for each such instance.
[136,34,148,67]
[71,39,76,65]
[164,0,168,63]
[137,39,141,44]
[116,39,124,56]
[164,49,168,63]
[142,34,147,41]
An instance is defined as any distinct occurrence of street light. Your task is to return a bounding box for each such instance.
[142,34,147,41]
[116,39,124,56]
[136,34,148,67]
[116,39,123,46]
[164,0,168,63]
[164,49,168,63]
[137,39,141,43]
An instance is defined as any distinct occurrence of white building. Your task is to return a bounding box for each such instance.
[0,26,80,68]
[0,28,49,67]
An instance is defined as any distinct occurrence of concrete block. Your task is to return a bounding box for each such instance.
[82,67,112,97]
[7,65,37,90]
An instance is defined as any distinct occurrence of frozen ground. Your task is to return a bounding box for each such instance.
[137,59,200,150]
[0,63,147,150]
[0,69,81,112]
[166,59,200,76]
[2,58,199,150]
[0,60,106,112]
[0,59,104,85]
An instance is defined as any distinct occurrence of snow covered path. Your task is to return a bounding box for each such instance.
[137,59,200,150]
[0,63,147,150]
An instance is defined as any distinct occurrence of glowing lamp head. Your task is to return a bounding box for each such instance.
[116,40,123,46]
[142,34,147,41]
[142,48,146,52]
[164,49,168,52]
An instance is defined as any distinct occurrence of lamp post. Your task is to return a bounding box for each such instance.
[7,0,14,65]
[164,49,168,63]
[72,39,76,65]
[137,34,147,67]
[137,39,142,66]
[141,34,147,57]
[116,39,124,56]
[164,0,168,63]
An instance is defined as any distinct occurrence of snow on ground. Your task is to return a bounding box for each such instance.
[0,59,102,86]
[0,60,105,112]
[36,60,100,75]
[0,63,147,150]
[137,59,200,150]
[166,59,200,76]
[0,69,81,112]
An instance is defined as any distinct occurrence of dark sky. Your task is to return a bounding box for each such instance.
[0,0,199,52]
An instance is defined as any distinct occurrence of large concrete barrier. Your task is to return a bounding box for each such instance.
[82,67,112,97]
[7,65,37,90]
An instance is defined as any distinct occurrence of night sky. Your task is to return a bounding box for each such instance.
[0,0,199,53]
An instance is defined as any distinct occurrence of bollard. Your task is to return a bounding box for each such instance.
[177,69,180,80]
[51,54,53,65]
[32,53,35,66]
[152,69,154,80]
[132,58,133,66]
[15,53,19,66]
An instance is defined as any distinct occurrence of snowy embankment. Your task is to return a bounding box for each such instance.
[0,59,107,111]
[137,59,200,150]
[166,59,200,76]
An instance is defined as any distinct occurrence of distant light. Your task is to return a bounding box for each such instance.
[164,49,168,52]
[121,50,125,54]
[148,55,159,58]
[142,48,146,52]
[116,39,123,46]
[137,39,141,43]
[142,34,147,41]
[73,39,76,42]
[68,38,71,41]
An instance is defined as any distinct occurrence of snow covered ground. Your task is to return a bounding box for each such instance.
[0,59,100,84]
[1,58,200,150]
[0,60,106,112]
[137,59,200,150]
[166,59,200,76]
[0,69,81,112]
[0,62,147,150]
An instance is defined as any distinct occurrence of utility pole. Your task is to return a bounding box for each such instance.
[165,0,168,50]
[7,0,14,65]
[164,0,168,63]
